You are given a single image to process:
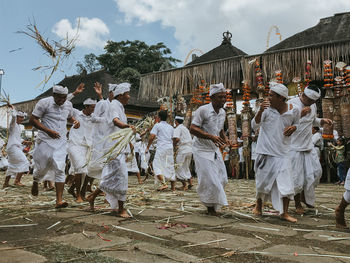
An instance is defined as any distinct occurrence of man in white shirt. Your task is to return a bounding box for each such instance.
[30,85,80,209]
[190,83,230,216]
[173,115,193,190]
[336,168,350,229]
[0,137,8,171]
[67,98,96,202]
[311,127,323,159]
[146,110,175,191]
[3,105,30,188]
[251,83,299,222]
[87,83,133,218]
[289,84,332,214]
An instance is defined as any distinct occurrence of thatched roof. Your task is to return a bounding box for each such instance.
[266,12,350,52]
[36,69,158,110]
[139,13,350,101]
[186,31,247,66]
[138,31,246,102]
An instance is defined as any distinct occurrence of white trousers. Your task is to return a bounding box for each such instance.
[33,140,67,183]
[6,145,29,176]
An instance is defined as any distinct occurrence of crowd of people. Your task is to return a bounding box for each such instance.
[0,81,349,228]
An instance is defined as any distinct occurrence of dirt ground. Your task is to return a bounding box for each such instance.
[0,172,350,263]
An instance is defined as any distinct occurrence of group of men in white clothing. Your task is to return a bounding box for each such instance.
[3,79,350,228]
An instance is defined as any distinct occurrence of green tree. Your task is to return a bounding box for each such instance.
[76,53,101,74]
[97,40,180,88]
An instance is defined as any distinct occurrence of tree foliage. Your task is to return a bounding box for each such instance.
[97,40,180,88]
[76,53,101,74]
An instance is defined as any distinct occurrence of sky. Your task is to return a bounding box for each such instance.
[1,0,350,105]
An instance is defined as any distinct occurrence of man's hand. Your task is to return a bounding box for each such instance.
[94,82,103,100]
[320,118,333,126]
[210,135,226,147]
[46,129,60,139]
[283,125,297,136]
[129,125,136,133]
[259,99,270,113]
[301,106,311,117]
[73,120,80,129]
[73,83,85,96]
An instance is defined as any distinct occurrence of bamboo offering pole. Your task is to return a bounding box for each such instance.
[341,66,350,138]
[322,60,335,183]
[226,89,239,178]
[241,81,252,180]
[254,60,265,111]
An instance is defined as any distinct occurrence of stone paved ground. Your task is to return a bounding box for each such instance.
[0,172,350,263]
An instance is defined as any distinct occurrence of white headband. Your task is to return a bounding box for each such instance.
[304,87,320,101]
[175,116,184,121]
[83,98,97,105]
[270,82,289,99]
[108,83,118,92]
[16,110,27,118]
[209,83,225,96]
[53,85,68,95]
[113,82,131,97]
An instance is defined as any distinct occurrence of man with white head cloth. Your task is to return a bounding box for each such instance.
[252,83,300,222]
[67,98,96,202]
[30,85,80,208]
[3,105,30,188]
[146,110,176,191]
[87,83,133,218]
[190,83,230,216]
[173,115,193,190]
[289,83,333,214]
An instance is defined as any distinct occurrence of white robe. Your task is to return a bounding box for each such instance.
[252,104,300,214]
[192,103,228,210]
[32,97,73,183]
[151,121,175,181]
[88,99,111,179]
[289,97,322,206]
[174,124,192,181]
[6,111,29,176]
[68,109,93,175]
[99,99,129,209]
[342,168,350,203]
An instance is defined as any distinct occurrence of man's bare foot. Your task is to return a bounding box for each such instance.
[304,203,314,209]
[295,206,305,215]
[14,182,25,187]
[31,182,39,196]
[55,201,68,209]
[45,186,55,191]
[157,184,168,191]
[86,194,95,211]
[2,183,9,189]
[252,206,262,216]
[335,205,348,229]
[118,209,132,218]
[281,213,297,223]
[76,196,84,203]
[187,184,193,190]
[138,179,143,185]
[68,188,76,198]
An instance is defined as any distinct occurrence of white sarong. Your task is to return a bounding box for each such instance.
[127,154,139,173]
[344,168,350,203]
[0,156,8,169]
[68,145,89,174]
[255,154,294,214]
[99,154,128,210]
[153,148,175,181]
[193,151,228,211]
[289,148,322,206]
[33,140,67,183]
[6,145,29,176]
[175,152,192,181]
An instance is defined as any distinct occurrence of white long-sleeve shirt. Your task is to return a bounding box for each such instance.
[252,105,300,157]
[7,110,22,150]
[289,97,321,152]
[69,109,94,147]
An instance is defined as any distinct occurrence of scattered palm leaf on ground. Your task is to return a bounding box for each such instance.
[17,19,79,89]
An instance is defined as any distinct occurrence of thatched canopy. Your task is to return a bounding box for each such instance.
[139,13,350,101]
[138,31,246,102]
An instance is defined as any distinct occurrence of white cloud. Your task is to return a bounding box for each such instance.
[52,17,110,49]
[114,0,350,62]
